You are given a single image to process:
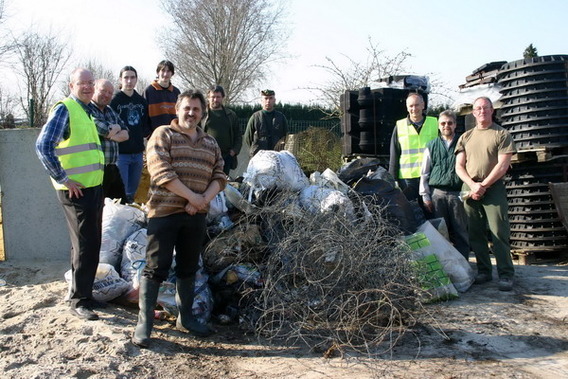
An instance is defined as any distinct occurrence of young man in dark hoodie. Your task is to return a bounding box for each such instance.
[110,66,149,203]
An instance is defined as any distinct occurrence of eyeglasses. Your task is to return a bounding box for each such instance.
[439,121,454,126]
[75,80,94,87]
[473,106,492,112]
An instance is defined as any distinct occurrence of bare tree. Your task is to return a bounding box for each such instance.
[59,58,115,98]
[135,76,149,95]
[81,59,115,83]
[306,39,411,117]
[0,0,11,60]
[161,0,288,104]
[0,85,17,128]
[13,29,72,127]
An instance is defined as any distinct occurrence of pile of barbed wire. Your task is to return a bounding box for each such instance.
[213,188,430,356]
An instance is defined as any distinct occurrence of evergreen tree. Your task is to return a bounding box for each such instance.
[523,44,538,59]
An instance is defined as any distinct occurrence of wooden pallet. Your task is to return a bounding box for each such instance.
[511,146,568,163]
[512,248,568,265]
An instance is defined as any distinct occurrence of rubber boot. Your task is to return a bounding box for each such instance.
[132,276,161,348]
[175,276,213,337]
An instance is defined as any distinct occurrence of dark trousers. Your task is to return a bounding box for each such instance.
[463,180,514,279]
[222,153,234,176]
[399,178,420,201]
[399,177,431,218]
[57,185,104,307]
[431,188,470,259]
[103,164,127,204]
[143,212,207,283]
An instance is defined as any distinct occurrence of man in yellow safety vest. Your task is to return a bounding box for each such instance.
[389,92,438,202]
[36,68,105,321]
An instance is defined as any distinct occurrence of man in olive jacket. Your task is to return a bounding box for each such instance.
[244,89,288,157]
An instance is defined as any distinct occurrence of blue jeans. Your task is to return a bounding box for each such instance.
[117,152,143,202]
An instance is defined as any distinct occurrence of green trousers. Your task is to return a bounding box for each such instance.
[463,180,514,279]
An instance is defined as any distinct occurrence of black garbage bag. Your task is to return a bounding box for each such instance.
[353,176,417,235]
[337,158,388,186]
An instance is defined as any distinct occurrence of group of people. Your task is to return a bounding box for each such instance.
[35,63,516,349]
[390,93,516,292]
[34,60,290,348]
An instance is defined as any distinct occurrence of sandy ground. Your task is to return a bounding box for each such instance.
[1,258,568,379]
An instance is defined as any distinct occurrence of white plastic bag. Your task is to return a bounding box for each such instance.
[100,199,146,269]
[120,228,148,287]
[243,150,309,200]
[64,263,130,302]
[207,191,228,221]
[413,221,475,292]
[310,168,351,195]
[299,185,354,219]
[224,183,258,213]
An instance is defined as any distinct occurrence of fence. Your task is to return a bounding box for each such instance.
[237,118,341,136]
[0,117,28,129]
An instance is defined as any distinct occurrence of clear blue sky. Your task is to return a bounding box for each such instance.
[4,0,567,106]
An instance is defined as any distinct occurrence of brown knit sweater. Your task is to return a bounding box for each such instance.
[146,120,227,218]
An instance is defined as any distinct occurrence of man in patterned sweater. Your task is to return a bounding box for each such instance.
[132,90,226,348]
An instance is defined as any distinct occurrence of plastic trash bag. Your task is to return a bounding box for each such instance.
[157,281,177,315]
[159,256,214,324]
[192,262,214,324]
[310,168,351,195]
[429,217,450,241]
[224,183,258,214]
[299,184,354,219]
[243,150,309,201]
[211,263,263,288]
[65,263,130,302]
[354,176,417,234]
[412,253,458,303]
[408,221,474,293]
[120,228,148,287]
[100,198,146,269]
[337,157,387,186]
[207,191,228,222]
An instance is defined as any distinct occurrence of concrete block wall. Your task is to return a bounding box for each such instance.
[0,129,69,261]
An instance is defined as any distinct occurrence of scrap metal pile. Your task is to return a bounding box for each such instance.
[203,151,470,354]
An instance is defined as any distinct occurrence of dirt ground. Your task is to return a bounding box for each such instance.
[1,258,567,379]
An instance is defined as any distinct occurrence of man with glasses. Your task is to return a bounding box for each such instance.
[419,110,469,259]
[455,97,516,291]
[36,68,105,320]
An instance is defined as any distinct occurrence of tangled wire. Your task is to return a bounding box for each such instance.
[214,189,429,356]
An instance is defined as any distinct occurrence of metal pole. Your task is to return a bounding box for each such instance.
[29,98,34,127]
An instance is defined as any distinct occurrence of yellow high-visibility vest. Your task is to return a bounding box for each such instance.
[51,98,104,190]
[397,116,438,179]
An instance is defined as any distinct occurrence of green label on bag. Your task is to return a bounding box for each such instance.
[404,232,431,250]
